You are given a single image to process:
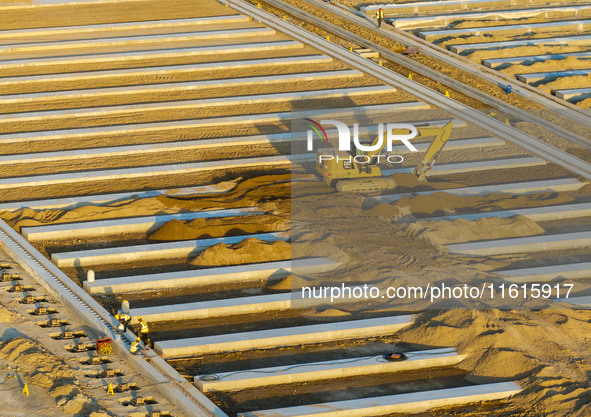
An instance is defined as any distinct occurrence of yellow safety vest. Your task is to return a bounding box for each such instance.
[117,314,131,321]
[130,341,140,353]
[376,10,384,19]
[139,321,149,334]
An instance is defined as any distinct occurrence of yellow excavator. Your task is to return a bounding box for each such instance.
[316,122,453,192]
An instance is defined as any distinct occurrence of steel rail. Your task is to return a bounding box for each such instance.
[225,0,591,180]
[257,0,591,149]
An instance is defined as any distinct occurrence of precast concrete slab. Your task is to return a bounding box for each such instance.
[155,315,413,358]
[555,87,591,101]
[390,6,591,29]
[420,20,591,41]
[0,27,277,54]
[51,231,288,267]
[428,202,591,222]
[499,261,591,282]
[368,178,586,204]
[0,184,235,212]
[0,16,251,42]
[238,382,522,417]
[21,208,261,241]
[362,0,516,15]
[449,35,591,54]
[517,69,591,84]
[394,137,503,154]
[0,102,428,144]
[0,86,396,124]
[0,70,362,105]
[447,231,591,256]
[0,154,310,190]
[83,258,338,294]
[382,156,545,176]
[555,295,591,306]
[0,55,332,89]
[482,52,591,69]
[130,293,293,322]
[195,348,465,392]
[0,40,304,71]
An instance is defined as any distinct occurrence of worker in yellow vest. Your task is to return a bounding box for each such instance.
[130,337,141,355]
[115,311,131,333]
[375,8,384,28]
[137,316,151,347]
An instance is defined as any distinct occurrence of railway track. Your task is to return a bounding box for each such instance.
[0,0,590,416]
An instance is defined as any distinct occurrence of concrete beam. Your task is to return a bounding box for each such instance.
[83,258,338,294]
[0,102,426,144]
[368,178,585,204]
[450,35,591,54]
[155,315,414,358]
[0,27,277,54]
[447,231,591,256]
[362,0,510,15]
[517,69,591,84]
[0,55,331,89]
[21,208,261,241]
[394,136,502,154]
[428,202,591,222]
[0,154,310,190]
[482,51,591,69]
[195,348,465,392]
[420,20,591,42]
[0,184,234,212]
[555,87,591,102]
[238,382,521,417]
[390,6,591,30]
[383,156,545,176]
[0,40,304,72]
[0,86,396,124]
[51,231,288,267]
[555,295,591,306]
[0,70,362,105]
[130,293,293,322]
[499,261,591,283]
[0,16,251,42]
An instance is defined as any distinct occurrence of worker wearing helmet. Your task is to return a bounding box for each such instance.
[130,337,141,354]
[137,316,151,347]
[115,307,132,333]
[375,8,384,28]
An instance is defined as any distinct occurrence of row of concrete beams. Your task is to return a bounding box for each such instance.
[240,382,521,417]
[369,178,586,204]
[195,348,465,392]
[383,156,546,176]
[360,0,563,15]
[0,27,277,55]
[482,51,591,69]
[0,116,455,169]
[0,70,363,107]
[0,85,397,127]
[555,88,591,102]
[419,19,591,42]
[0,154,311,191]
[0,40,304,72]
[0,102,412,144]
[0,15,251,42]
[22,208,262,241]
[517,69,591,84]
[83,258,338,294]
[449,35,591,54]
[52,231,288,267]
[155,315,413,358]
[388,6,591,30]
[0,54,331,90]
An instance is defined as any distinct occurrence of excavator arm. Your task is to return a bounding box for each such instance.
[412,121,453,182]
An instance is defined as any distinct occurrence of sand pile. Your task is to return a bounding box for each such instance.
[538,74,591,94]
[401,307,591,416]
[0,305,18,323]
[419,215,545,245]
[190,238,291,267]
[148,214,290,241]
[501,56,591,77]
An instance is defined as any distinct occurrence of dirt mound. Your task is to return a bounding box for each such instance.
[190,238,291,267]
[148,214,290,241]
[420,215,545,245]
[0,305,18,323]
